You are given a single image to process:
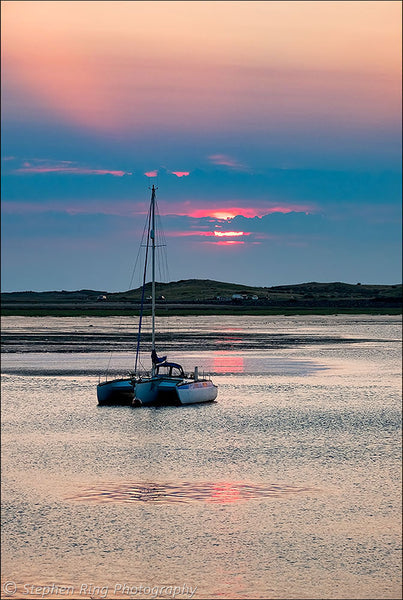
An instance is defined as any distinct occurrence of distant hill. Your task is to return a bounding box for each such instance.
[2,279,402,303]
[111,279,266,301]
[1,289,107,302]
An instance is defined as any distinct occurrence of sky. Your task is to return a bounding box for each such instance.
[1,0,402,292]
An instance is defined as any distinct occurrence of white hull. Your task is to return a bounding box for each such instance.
[135,377,217,406]
[177,380,218,405]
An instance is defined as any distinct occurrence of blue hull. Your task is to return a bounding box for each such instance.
[97,378,134,405]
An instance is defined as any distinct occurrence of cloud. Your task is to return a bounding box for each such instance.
[145,169,190,178]
[189,205,312,219]
[207,154,247,170]
[170,171,190,177]
[2,201,120,218]
[13,158,132,176]
[157,212,324,247]
[3,202,401,290]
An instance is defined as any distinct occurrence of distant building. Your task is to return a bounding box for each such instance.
[96,295,107,301]
[232,293,249,302]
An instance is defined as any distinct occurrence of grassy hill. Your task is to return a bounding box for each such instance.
[2,279,402,301]
[268,281,402,300]
[2,279,401,308]
[110,279,268,302]
[1,289,107,302]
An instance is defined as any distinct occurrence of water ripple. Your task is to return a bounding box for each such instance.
[66,480,319,504]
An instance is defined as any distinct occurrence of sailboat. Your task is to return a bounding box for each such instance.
[97,185,218,407]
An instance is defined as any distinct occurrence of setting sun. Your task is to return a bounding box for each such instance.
[211,211,237,220]
[213,231,245,237]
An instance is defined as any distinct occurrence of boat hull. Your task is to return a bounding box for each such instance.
[135,377,217,406]
[97,378,135,405]
[177,380,218,405]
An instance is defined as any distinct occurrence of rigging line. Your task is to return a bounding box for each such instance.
[155,200,170,284]
[103,204,150,380]
[127,213,149,290]
[154,196,172,354]
[134,199,153,375]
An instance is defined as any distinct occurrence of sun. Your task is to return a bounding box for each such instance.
[211,211,236,220]
[213,231,245,237]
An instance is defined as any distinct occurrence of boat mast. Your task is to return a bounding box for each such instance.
[151,185,156,376]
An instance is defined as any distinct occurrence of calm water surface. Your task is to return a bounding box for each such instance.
[1,315,402,599]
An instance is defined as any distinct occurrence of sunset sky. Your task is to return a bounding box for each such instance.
[1,0,401,291]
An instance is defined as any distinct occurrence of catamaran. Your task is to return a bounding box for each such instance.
[97,185,218,407]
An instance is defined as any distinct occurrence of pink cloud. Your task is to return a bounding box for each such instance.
[170,171,190,177]
[152,200,315,220]
[166,230,249,238]
[164,230,208,237]
[189,206,312,219]
[14,159,131,176]
[164,229,255,246]
[153,201,314,220]
[207,240,246,246]
[144,169,190,178]
[19,167,129,176]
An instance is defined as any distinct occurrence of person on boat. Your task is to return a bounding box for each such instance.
[151,349,167,365]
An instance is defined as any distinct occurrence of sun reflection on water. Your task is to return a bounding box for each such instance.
[213,353,244,373]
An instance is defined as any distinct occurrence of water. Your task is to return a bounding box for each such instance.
[1,315,401,599]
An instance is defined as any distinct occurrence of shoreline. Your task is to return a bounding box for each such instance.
[1,306,401,317]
